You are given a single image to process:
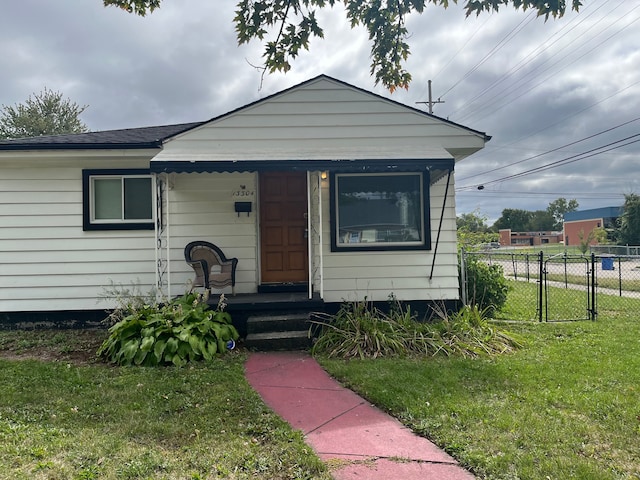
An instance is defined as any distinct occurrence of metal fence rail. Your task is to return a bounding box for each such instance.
[462,250,640,322]
[590,245,640,256]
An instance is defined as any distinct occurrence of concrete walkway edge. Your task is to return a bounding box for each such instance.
[245,351,475,479]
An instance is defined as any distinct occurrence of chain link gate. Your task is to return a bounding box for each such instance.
[461,250,598,322]
[543,253,596,322]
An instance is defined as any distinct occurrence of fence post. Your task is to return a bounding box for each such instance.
[590,253,597,321]
[538,251,544,322]
[460,249,467,306]
[618,256,622,297]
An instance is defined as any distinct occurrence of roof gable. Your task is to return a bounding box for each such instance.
[154,75,488,163]
[196,75,488,138]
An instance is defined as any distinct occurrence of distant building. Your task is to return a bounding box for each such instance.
[563,206,622,246]
[499,229,564,247]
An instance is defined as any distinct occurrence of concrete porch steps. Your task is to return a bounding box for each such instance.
[244,312,314,351]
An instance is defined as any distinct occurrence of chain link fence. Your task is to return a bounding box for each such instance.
[461,250,640,321]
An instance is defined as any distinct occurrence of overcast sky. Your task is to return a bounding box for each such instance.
[2,0,639,223]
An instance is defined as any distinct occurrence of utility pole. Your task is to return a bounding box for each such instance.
[416,80,444,114]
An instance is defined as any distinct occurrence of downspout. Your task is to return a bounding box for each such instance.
[429,169,452,280]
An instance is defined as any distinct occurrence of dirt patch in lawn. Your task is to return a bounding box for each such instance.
[0,329,107,365]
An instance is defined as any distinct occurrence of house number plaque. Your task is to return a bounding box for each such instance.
[232,187,255,198]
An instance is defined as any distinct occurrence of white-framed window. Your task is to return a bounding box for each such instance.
[330,172,430,251]
[83,169,154,231]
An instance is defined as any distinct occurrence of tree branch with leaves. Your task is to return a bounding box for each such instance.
[103,0,583,91]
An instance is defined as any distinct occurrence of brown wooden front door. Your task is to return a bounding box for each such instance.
[259,171,308,284]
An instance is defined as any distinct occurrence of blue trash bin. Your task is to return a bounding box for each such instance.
[601,256,614,271]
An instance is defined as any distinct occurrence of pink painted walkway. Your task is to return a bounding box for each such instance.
[245,351,475,479]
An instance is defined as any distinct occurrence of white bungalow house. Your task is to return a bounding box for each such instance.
[0,75,489,328]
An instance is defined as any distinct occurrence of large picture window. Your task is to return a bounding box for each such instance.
[82,169,154,231]
[330,172,430,251]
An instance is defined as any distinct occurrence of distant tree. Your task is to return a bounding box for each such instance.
[457,209,490,232]
[528,210,555,231]
[103,0,583,91]
[619,193,640,246]
[492,209,533,232]
[457,210,499,249]
[547,197,579,230]
[0,88,89,139]
[577,227,608,254]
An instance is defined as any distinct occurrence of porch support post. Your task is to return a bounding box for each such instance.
[318,171,324,299]
[307,171,313,299]
[154,173,170,300]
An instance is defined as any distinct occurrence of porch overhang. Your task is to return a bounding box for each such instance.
[149,158,455,184]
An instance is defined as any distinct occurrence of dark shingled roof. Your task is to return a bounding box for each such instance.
[0,122,204,151]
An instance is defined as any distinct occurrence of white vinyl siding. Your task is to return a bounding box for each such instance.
[166,172,258,295]
[152,77,484,163]
[0,157,157,312]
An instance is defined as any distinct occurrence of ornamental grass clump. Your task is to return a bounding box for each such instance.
[310,300,411,359]
[311,298,522,359]
[98,292,239,367]
[431,304,523,357]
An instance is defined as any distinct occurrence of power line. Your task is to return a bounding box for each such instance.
[457,134,640,191]
[446,0,613,118]
[457,116,640,182]
[438,11,536,99]
[456,4,640,123]
[463,76,640,163]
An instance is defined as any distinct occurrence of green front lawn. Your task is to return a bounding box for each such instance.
[0,333,329,480]
[320,282,640,479]
[2,281,638,479]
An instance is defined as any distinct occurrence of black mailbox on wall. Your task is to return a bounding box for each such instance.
[234,201,252,216]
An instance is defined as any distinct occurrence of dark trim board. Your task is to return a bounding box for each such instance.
[329,170,432,252]
[321,299,461,322]
[257,283,308,293]
[82,168,155,231]
[0,299,460,337]
[150,158,455,175]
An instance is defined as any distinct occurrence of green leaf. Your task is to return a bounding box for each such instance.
[171,353,186,367]
[188,334,202,355]
[140,335,155,352]
[133,348,148,365]
[217,337,227,355]
[122,339,140,364]
[154,338,167,362]
[165,337,179,354]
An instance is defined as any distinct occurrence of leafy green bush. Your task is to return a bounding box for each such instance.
[98,292,238,366]
[462,254,510,314]
[311,298,521,359]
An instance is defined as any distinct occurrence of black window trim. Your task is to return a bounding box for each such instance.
[329,171,431,252]
[82,168,155,231]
